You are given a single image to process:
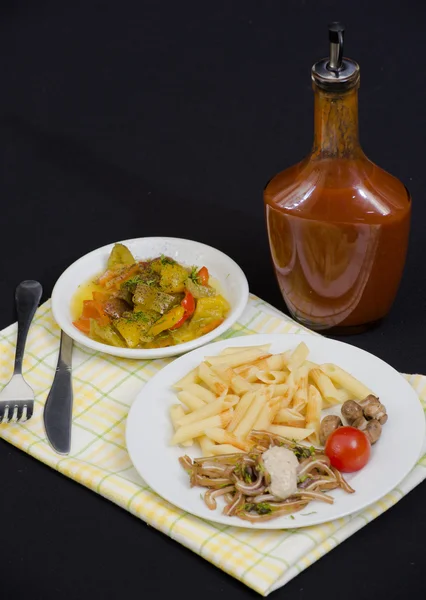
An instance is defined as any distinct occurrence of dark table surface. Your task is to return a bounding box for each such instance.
[1,1,425,598]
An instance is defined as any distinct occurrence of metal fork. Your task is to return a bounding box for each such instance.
[0,280,43,423]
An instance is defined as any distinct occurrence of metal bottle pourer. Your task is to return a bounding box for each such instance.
[311,22,360,91]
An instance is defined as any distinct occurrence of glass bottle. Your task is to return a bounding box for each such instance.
[264,23,411,333]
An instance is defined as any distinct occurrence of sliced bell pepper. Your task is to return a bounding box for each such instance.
[170,291,195,330]
[198,318,224,336]
[149,306,186,337]
[73,317,91,334]
[197,266,209,286]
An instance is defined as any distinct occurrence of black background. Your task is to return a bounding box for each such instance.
[0,1,425,598]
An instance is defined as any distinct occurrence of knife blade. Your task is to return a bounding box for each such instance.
[43,330,74,454]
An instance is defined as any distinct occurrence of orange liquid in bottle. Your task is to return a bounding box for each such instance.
[264,86,411,333]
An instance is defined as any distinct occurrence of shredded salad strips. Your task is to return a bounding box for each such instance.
[180,430,354,523]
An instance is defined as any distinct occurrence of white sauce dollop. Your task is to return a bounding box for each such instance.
[262,446,299,500]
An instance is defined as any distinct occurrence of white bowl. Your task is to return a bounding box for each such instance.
[51,237,249,359]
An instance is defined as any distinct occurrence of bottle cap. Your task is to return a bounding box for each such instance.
[312,22,360,91]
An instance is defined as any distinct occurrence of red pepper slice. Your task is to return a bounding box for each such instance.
[197,266,209,286]
[170,291,195,330]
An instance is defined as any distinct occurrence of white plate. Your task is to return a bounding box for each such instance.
[126,333,425,529]
[51,237,249,359]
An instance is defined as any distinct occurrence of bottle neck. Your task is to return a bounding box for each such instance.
[312,85,362,159]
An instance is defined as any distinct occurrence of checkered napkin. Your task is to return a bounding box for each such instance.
[1,294,425,596]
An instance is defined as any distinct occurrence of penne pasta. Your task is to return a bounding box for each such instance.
[205,427,251,451]
[177,390,206,411]
[173,367,199,389]
[253,396,281,430]
[233,365,261,383]
[288,342,310,371]
[234,388,269,439]
[320,363,373,400]
[205,348,271,369]
[208,444,245,455]
[199,435,215,456]
[183,383,217,404]
[292,368,308,413]
[198,362,228,396]
[170,404,192,447]
[229,374,253,395]
[218,344,270,356]
[256,370,287,384]
[227,391,255,433]
[177,395,238,427]
[305,385,322,444]
[171,410,233,445]
[267,424,315,441]
[309,368,349,406]
[275,407,306,427]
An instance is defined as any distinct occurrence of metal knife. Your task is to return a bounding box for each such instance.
[43,331,74,454]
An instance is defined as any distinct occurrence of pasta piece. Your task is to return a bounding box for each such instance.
[253,396,281,430]
[173,367,199,389]
[211,364,234,385]
[177,391,206,411]
[320,364,373,400]
[199,435,215,457]
[253,354,286,371]
[234,389,269,439]
[227,391,255,433]
[309,368,349,406]
[177,395,238,427]
[288,342,310,371]
[218,344,270,356]
[209,444,245,455]
[256,370,287,384]
[274,407,306,427]
[267,424,314,441]
[205,348,271,368]
[170,404,192,447]
[229,374,253,395]
[292,367,308,412]
[170,410,233,445]
[198,362,228,396]
[305,385,322,444]
[233,365,260,383]
[183,383,217,404]
[205,427,251,451]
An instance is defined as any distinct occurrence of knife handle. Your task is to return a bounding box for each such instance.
[14,280,43,375]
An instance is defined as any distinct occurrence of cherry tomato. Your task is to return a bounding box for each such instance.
[170,291,195,330]
[325,426,371,473]
[197,266,209,286]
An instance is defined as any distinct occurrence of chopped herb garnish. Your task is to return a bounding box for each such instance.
[309,446,316,456]
[242,502,255,512]
[256,462,265,474]
[289,515,295,520]
[189,266,200,284]
[123,276,143,288]
[255,503,272,515]
[243,468,252,484]
[160,254,174,265]
[301,512,317,516]
[298,474,308,483]
[125,311,151,324]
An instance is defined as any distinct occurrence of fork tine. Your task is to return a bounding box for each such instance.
[16,405,24,422]
[20,405,28,422]
[26,404,34,421]
[10,405,18,422]
[1,405,10,423]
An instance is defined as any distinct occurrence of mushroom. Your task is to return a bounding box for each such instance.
[365,419,382,444]
[341,400,363,425]
[352,415,368,431]
[361,395,388,425]
[319,415,342,446]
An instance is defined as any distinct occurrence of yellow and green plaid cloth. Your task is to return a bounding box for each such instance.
[1,294,425,596]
